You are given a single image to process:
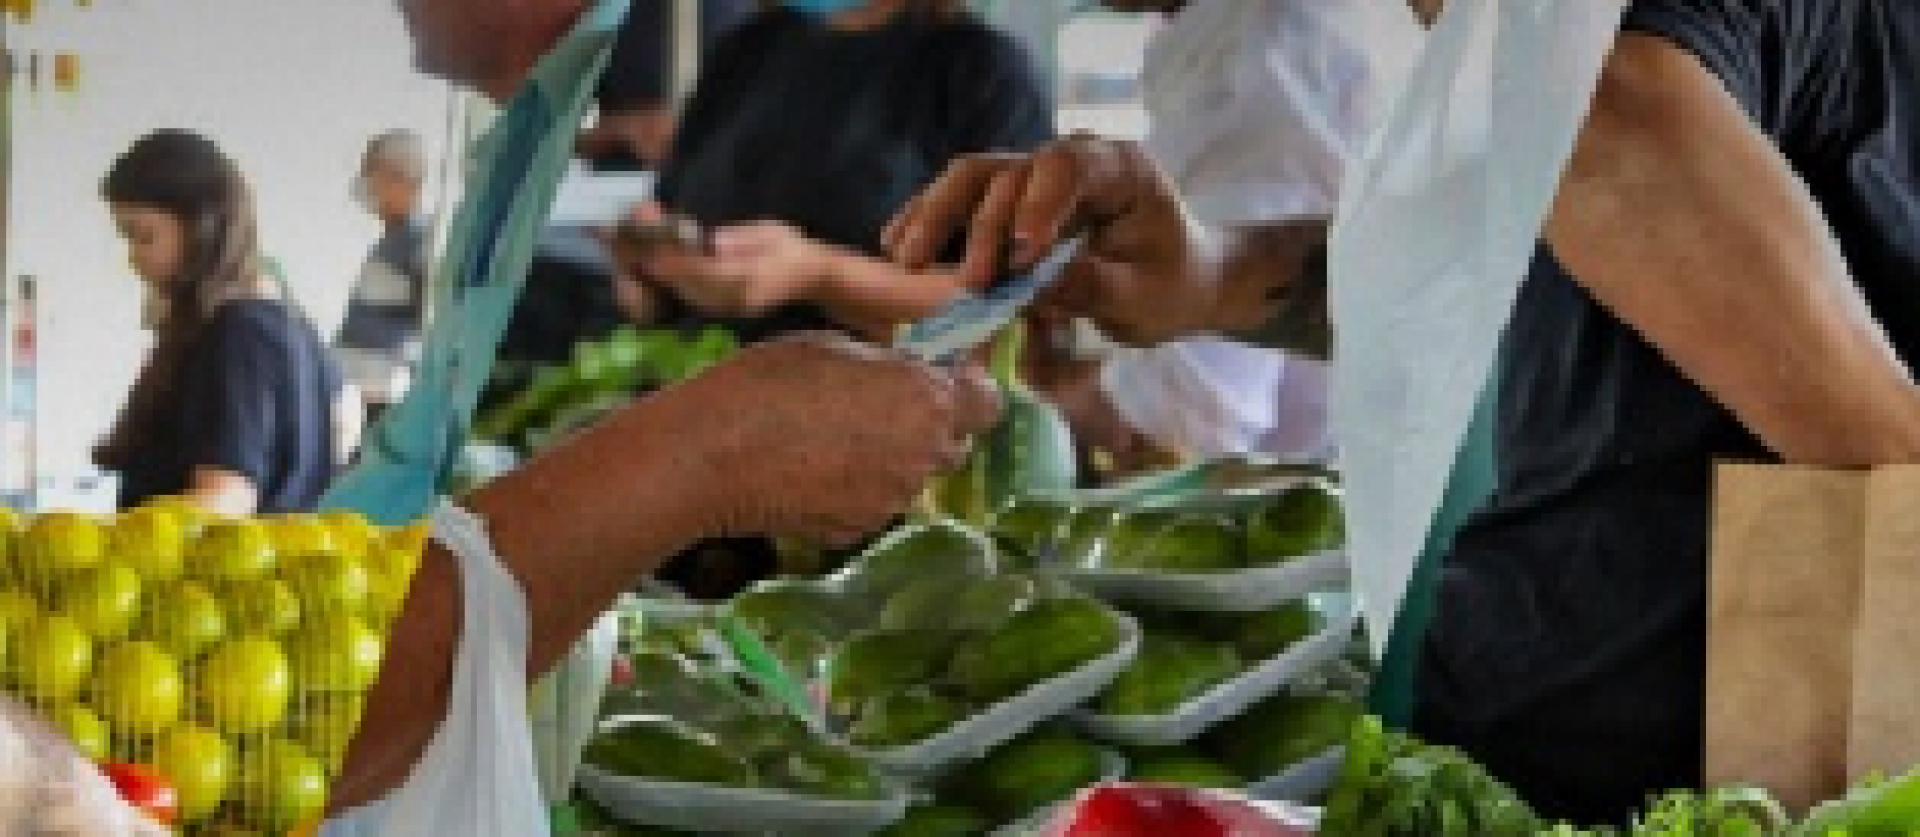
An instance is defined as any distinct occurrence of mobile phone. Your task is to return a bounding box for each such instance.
[614,215,706,256]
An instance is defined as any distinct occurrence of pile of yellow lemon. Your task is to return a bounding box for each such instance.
[0,498,427,834]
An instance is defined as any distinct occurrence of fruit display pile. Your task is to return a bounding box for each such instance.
[574,472,1362,835]
[474,326,739,455]
[0,499,426,834]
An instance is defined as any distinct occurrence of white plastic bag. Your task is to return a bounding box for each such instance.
[0,694,168,835]
[531,610,619,807]
[1328,0,1627,656]
[324,503,548,837]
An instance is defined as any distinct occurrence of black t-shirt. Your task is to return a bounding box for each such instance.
[1426,0,1920,741]
[654,9,1055,342]
[116,299,342,513]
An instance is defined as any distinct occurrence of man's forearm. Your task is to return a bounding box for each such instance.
[1209,222,1332,358]
[1548,35,1920,466]
[330,396,714,811]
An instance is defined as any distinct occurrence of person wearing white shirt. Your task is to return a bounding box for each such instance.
[1089,0,1421,462]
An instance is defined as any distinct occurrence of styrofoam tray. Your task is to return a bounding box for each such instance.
[578,765,909,835]
[1076,605,1359,746]
[1062,549,1348,613]
[1246,747,1345,804]
[987,749,1129,837]
[844,610,1143,776]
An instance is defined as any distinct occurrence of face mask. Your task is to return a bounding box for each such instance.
[782,0,867,17]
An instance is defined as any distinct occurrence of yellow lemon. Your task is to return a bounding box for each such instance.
[93,640,184,735]
[197,636,292,734]
[0,589,40,632]
[286,613,384,693]
[281,552,370,617]
[194,520,276,580]
[51,702,108,762]
[266,514,338,559]
[109,507,187,581]
[233,738,328,832]
[12,614,93,702]
[152,722,233,823]
[56,563,142,640]
[18,512,106,577]
[138,579,228,660]
[223,577,302,636]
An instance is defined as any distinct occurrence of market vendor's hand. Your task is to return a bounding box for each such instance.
[662,332,1000,545]
[882,134,1217,346]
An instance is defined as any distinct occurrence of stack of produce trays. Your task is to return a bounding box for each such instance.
[580,601,911,835]
[985,478,1360,804]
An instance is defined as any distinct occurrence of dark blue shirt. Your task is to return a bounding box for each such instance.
[335,217,429,354]
[655,9,1057,342]
[117,299,343,513]
[1420,2,1920,816]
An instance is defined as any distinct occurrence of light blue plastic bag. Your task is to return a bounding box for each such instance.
[321,2,631,834]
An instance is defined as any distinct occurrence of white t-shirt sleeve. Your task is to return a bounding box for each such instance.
[1142,0,1421,226]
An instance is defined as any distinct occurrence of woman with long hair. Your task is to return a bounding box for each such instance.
[93,129,353,514]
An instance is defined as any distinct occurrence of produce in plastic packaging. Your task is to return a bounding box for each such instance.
[945,727,1116,823]
[0,501,426,834]
[1204,692,1358,782]
[581,605,911,833]
[1036,784,1317,836]
[835,520,1001,603]
[1078,601,1356,747]
[947,597,1124,703]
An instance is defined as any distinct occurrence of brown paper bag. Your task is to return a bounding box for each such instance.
[1848,464,1920,781]
[1706,463,1866,812]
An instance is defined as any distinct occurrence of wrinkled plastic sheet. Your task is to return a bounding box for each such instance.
[1329,0,1627,655]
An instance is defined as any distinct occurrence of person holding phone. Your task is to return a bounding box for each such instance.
[624,0,1055,342]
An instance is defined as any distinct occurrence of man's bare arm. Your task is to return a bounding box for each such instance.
[1546,34,1920,466]
[327,336,998,811]
[1209,221,1332,358]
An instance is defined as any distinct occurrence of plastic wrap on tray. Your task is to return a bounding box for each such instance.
[1077,598,1359,746]
[1053,480,1349,613]
[716,520,1142,776]
[583,602,912,834]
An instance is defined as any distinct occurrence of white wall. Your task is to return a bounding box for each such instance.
[7,0,457,484]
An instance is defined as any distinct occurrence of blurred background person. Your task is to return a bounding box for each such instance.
[93,129,352,515]
[629,0,1056,343]
[335,129,432,429]
[576,0,757,174]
